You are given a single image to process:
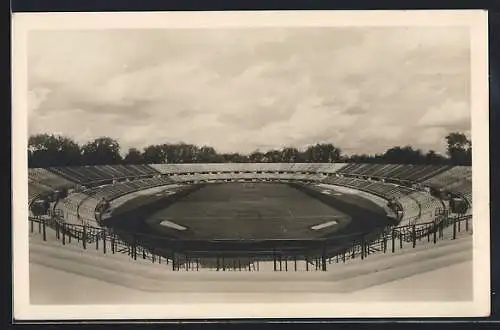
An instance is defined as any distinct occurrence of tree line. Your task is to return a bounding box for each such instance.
[28,132,472,168]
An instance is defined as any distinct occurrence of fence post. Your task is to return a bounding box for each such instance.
[412,225,416,248]
[294,256,297,271]
[102,231,106,254]
[42,220,46,241]
[306,256,309,271]
[433,222,437,244]
[96,231,99,250]
[458,218,461,232]
[82,224,87,249]
[38,220,42,234]
[273,250,277,272]
[133,237,137,260]
[30,220,33,233]
[56,221,60,240]
[391,229,395,253]
[216,256,220,271]
[342,250,346,262]
[62,223,66,245]
[453,217,457,240]
[466,217,469,232]
[399,232,403,249]
[361,236,365,260]
[111,235,115,254]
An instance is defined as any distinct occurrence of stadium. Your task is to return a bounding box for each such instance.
[21,23,480,308]
[28,162,472,276]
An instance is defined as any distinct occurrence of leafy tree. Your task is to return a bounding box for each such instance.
[81,137,122,165]
[28,134,82,167]
[123,148,144,164]
[27,130,473,166]
[197,146,219,163]
[264,150,283,163]
[249,151,265,163]
[176,143,199,163]
[381,146,424,164]
[348,153,383,163]
[425,150,447,165]
[142,145,166,164]
[304,143,341,163]
[445,132,472,165]
[221,153,248,163]
[281,147,300,163]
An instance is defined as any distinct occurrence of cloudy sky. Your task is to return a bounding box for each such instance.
[27,27,471,156]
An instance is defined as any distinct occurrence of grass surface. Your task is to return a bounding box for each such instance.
[145,183,351,239]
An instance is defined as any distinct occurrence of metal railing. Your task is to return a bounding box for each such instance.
[28,212,472,272]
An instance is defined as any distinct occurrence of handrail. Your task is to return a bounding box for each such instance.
[28,212,472,272]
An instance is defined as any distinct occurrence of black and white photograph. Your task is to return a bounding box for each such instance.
[12,10,490,320]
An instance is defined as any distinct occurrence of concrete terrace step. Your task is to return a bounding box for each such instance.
[30,232,472,294]
[30,244,471,294]
[30,224,472,274]
[337,233,472,265]
[30,233,169,268]
[326,236,471,273]
[338,250,471,293]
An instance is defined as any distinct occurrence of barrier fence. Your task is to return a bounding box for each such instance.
[28,211,472,272]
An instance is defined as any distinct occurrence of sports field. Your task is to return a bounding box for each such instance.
[144,182,353,239]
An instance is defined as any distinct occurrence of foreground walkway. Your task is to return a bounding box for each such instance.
[29,228,472,304]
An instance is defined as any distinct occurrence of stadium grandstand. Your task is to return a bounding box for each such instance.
[29,163,472,263]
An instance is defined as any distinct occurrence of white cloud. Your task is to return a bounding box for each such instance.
[27,27,471,156]
[418,100,470,128]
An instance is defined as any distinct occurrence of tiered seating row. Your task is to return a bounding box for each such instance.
[166,172,328,183]
[421,166,472,205]
[29,168,77,189]
[337,164,451,182]
[57,177,176,226]
[28,182,53,204]
[321,176,444,226]
[423,166,472,188]
[150,163,348,175]
[48,165,161,185]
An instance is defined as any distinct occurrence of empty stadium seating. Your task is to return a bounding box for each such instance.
[34,163,470,230]
[46,165,161,185]
[338,163,451,183]
[55,176,177,226]
[321,175,445,227]
[150,163,348,175]
[28,168,78,204]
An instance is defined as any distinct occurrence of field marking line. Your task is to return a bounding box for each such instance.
[156,215,346,220]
